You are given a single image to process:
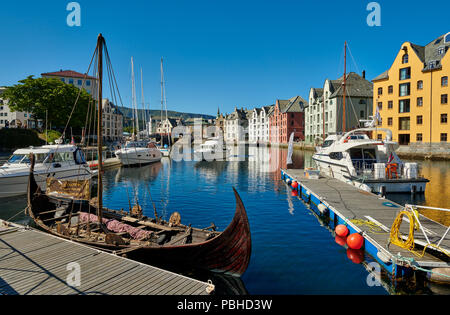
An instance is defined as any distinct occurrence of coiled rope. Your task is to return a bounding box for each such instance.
[390,210,450,259]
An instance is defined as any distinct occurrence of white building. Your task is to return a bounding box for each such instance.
[102,99,123,142]
[224,108,250,143]
[305,72,373,144]
[0,87,40,129]
[41,70,97,96]
[248,106,273,144]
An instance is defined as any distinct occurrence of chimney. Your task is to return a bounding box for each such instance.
[362,70,366,79]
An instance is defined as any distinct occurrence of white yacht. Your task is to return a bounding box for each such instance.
[194,138,228,161]
[312,127,429,194]
[0,145,94,198]
[115,141,162,167]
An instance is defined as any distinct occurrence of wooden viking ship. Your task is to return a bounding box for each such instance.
[26,34,251,277]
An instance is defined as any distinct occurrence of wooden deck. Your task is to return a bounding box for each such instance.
[0,221,214,295]
[282,169,450,270]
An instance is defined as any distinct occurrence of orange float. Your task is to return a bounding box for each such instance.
[291,181,299,189]
[335,225,349,238]
[347,233,364,250]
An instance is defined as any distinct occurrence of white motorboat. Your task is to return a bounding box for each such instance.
[0,145,94,198]
[194,138,228,161]
[115,141,162,167]
[312,127,429,194]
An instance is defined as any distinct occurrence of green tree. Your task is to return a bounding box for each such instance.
[2,76,93,129]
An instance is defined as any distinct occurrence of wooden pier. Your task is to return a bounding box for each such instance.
[281,169,450,279]
[0,221,214,295]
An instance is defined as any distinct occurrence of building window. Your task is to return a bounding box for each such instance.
[402,54,409,64]
[61,78,65,83]
[377,134,383,140]
[438,46,445,55]
[441,114,448,124]
[399,67,411,80]
[388,101,393,109]
[416,133,423,142]
[417,80,423,90]
[416,115,423,125]
[442,94,448,104]
[378,87,383,95]
[417,97,423,107]
[399,83,410,96]
[399,99,410,113]
[78,80,82,85]
[399,117,410,130]
[442,76,448,87]
[441,133,448,142]
[388,86,393,94]
[86,80,91,86]
[378,102,382,110]
[429,60,437,69]
[388,117,393,126]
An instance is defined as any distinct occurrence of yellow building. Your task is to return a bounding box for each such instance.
[372,33,450,145]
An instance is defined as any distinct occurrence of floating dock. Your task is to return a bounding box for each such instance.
[0,221,214,295]
[281,168,450,281]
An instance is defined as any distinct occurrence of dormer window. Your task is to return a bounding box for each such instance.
[437,46,445,55]
[429,60,437,69]
[402,54,409,64]
[445,32,450,44]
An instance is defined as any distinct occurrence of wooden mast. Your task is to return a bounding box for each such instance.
[97,34,104,223]
[343,41,347,133]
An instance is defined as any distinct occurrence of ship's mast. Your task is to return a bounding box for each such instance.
[131,57,139,140]
[97,34,104,223]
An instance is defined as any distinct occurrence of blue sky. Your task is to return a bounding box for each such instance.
[1,0,449,116]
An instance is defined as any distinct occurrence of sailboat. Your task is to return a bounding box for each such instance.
[27,34,252,276]
[158,58,171,157]
[312,42,429,194]
[114,57,162,167]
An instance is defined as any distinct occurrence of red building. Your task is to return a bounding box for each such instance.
[269,96,306,143]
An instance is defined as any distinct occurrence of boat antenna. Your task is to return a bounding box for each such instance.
[343,41,347,133]
[97,33,104,223]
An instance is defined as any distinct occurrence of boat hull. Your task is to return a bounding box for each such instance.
[115,148,162,166]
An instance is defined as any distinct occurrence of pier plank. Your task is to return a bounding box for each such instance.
[0,224,212,295]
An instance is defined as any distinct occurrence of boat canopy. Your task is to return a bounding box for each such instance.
[14,145,78,155]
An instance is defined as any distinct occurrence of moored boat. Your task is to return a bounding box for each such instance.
[115,140,162,167]
[0,144,93,198]
[312,127,429,194]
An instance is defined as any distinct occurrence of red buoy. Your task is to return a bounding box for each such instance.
[347,248,364,264]
[347,233,364,250]
[335,225,349,238]
[291,181,299,189]
[291,190,298,197]
[335,235,347,247]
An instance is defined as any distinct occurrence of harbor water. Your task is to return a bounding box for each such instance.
[1,147,449,295]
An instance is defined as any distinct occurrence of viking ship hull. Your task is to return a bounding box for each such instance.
[27,167,251,276]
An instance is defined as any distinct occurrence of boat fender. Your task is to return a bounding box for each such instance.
[347,233,364,250]
[427,268,450,284]
[376,251,391,264]
[317,203,328,215]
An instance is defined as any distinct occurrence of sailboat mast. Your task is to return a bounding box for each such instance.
[131,57,139,139]
[160,58,165,139]
[141,68,148,138]
[343,41,347,133]
[97,34,104,223]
